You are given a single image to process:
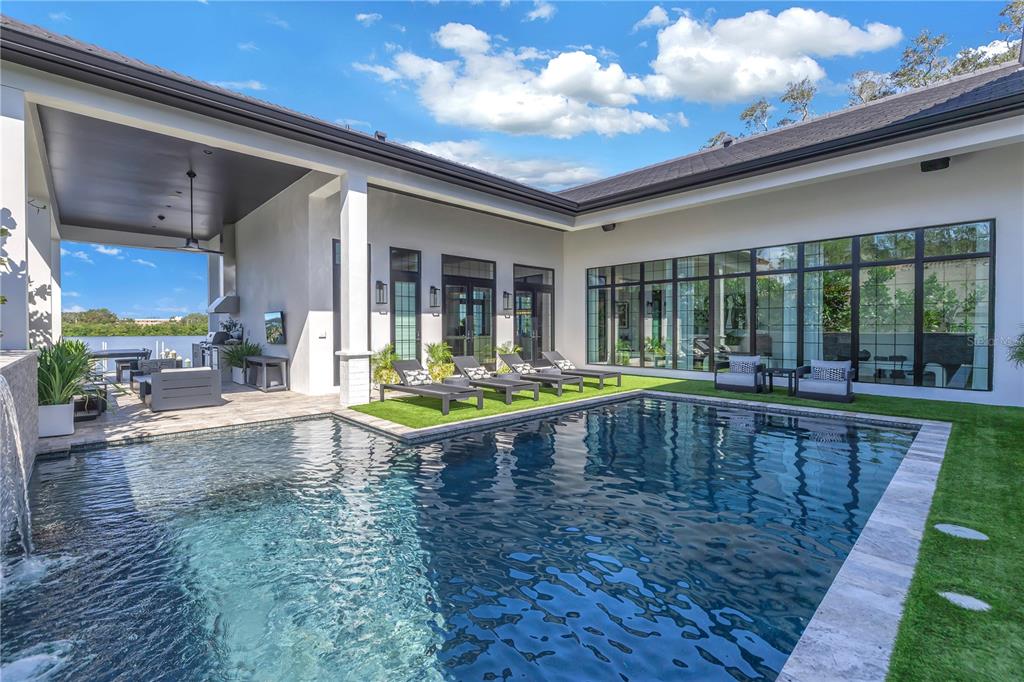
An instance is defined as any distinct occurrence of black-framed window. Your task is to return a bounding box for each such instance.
[584,219,995,391]
[390,247,421,361]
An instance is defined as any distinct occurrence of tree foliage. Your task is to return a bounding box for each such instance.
[701,130,730,150]
[739,98,771,134]
[63,308,208,337]
[779,78,817,123]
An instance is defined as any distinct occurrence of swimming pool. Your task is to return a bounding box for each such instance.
[2,398,916,681]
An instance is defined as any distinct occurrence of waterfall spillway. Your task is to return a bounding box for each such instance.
[0,374,34,557]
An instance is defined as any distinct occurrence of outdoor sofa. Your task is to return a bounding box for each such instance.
[452,356,539,404]
[141,367,223,412]
[795,360,855,403]
[498,353,584,396]
[713,355,767,394]
[541,351,622,388]
[379,360,484,415]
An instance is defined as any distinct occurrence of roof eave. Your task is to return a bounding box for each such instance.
[574,92,1024,214]
[0,26,579,216]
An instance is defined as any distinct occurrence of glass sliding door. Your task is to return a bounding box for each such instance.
[675,278,710,370]
[643,281,673,368]
[922,257,991,389]
[390,248,421,361]
[587,283,611,364]
[858,264,915,385]
[614,285,641,367]
[755,273,798,368]
[442,255,496,368]
[803,269,852,362]
[513,265,554,362]
[715,276,751,355]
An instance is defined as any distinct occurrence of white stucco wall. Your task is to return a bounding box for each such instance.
[234,170,339,395]
[561,144,1024,407]
[368,188,563,360]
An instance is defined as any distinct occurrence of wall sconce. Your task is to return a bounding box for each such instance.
[429,286,441,316]
[502,291,513,318]
[375,280,388,307]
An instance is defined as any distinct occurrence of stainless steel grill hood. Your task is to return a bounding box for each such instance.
[207,295,239,314]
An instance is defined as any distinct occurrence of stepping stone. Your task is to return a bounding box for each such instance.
[934,523,989,541]
[938,592,991,612]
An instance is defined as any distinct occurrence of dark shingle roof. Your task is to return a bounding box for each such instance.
[559,63,1024,206]
[3,13,1023,216]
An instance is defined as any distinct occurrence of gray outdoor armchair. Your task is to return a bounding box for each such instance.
[795,360,855,403]
[713,355,767,394]
[379,360,484,415]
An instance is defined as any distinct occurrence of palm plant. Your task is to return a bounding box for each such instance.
[1010,332,1024,367]
[495,341,521,374]
[370,343,399,386]
[37,339,95,405]
[223,341,264,369]
[424,341,454,382]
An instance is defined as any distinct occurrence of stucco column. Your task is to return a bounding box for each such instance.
[26,196,55,347]
[336,171,371,406]
[1,85,28,350]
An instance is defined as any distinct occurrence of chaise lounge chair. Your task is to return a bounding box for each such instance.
[452,356,540,404]
[541,351,622,388]
[379,360,484,415]
[498,353,584,396]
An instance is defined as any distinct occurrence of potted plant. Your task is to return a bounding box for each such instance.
[615,340,632,365]
[424,341,454,382]
[38,339,95,437]
[370,343,399,388]
[223,340,263,384]
[220,317,243,341]
[1010,331,1024,367]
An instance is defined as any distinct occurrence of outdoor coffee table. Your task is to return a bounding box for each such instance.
[767,367,798,396]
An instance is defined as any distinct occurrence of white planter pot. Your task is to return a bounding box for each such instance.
[39,400,75,438]
[231,367,247,385]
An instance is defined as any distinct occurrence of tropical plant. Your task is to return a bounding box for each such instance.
[615,340,632,365]
[495,341,521,374]
[37,339,95,406]
[223,340,263,369]
[370,343,399,386]
[1010,332,1024,367]
[424,341,454,382]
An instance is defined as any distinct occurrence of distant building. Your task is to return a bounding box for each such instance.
[131,318,176,326]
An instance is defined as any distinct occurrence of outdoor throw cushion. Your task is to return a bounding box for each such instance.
[538,367,562,375]
[512,363,538,374]
[404,369,433,385]
[729,357,759,374]
[810,360,850,382]
[465,366,490,380]
[554,359,576,371]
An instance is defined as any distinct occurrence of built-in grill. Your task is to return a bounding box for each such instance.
[193,331,233,380]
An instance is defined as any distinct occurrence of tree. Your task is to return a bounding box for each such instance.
[64,307,119,325]
[701,130,730,149]
[739,98,771,134]
[892,30,951,90]
[779,78,816,123]
[999,0,1024,36]
[849,71,897,105]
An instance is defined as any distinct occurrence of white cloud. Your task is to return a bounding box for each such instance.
[211,80,268,92]
[48,11,70,22]
[355,12,382,28]
[963,39,1016,60]
[64,291,80,298]
[266,14,290,30]
[645,8,902,102]
[392,24,407,34]
[65,304,86,313]
[93,245,122,256]
[525,1,557,23]
[633,6,669,32]
[68,250,93,264]
[675,112,690,127]
[132,258,157,268]
[354,22,667,138]
[237,41,258,52]
[404,140,602,189]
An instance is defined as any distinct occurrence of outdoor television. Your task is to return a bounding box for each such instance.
[264,311,286,345]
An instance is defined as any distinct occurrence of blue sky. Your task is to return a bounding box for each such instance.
[4,1,1013,316]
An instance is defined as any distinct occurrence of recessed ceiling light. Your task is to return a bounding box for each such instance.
[157,215,165,220]
[165,204,172,208]
[175,190,182,195]
[203,149,213,155]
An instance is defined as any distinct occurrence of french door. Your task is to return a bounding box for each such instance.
[513,265,554,363]
[443,279,494,367]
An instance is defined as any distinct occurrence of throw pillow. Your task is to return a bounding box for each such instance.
[512,362,537,374]
[554,359,576,371]
[731,360,757,374]
[466,366,490,380]
[404,369,433,385]
[811,366,847,382]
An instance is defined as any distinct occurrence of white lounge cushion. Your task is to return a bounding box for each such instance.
[512,362,537,374]
[798,378,848,395]
[554,359,576,371]
[717,372,760,387]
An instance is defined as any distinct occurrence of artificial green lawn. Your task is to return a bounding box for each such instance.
[353,375,1023,681]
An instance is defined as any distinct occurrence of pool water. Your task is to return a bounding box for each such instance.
[1,398,915,681]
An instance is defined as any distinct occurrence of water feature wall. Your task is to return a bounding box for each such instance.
[0,351,38,542]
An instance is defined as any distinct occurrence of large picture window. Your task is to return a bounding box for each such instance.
[584,220,995,391]
[389,247,420,361]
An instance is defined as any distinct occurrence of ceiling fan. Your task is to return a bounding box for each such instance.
[155,169,223,255]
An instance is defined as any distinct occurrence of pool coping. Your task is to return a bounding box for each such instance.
[45,390,951,681]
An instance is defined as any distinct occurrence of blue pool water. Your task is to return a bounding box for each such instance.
[1,398,915,681]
